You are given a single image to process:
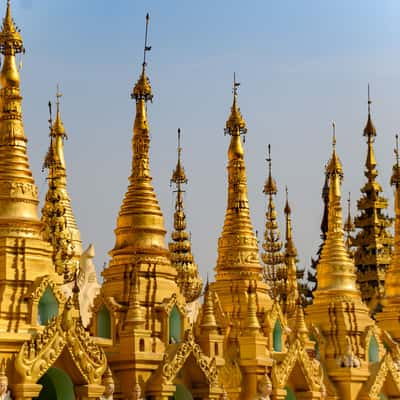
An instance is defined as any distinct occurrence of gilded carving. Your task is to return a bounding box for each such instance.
[0,181,38,198]
[160,293,186,317]
[360,353,400,399]
[15,298,107,385]
[219,359,242,391]
[272,339,322,392]
[27,275,66,305]
[15,318,65,382]
[160,329,219,385]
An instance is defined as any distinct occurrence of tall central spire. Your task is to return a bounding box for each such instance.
[313,123,359,296]
[0,0,42,233]
[100,18,183,397]
[110,14,167,256]
[215,75,262,279]
[102,15,178,329]
[283,187,300,317]
[213,75,270,318]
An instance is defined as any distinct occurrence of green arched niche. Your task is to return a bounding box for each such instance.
[273,319,282,352]
[368,335,379,363]
[97,305,111,339]
[379,394,388,400]
[169,305,182,343]
[38,287,59,325]
[35,367,74,400]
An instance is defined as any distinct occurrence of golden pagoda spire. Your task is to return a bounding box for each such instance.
[110,13,168,257]
[293,300,309,342]
[262,145,285,300]
[215,75,261,278]
[364,84,377,177]
[0,0,43,233]
[41,87,82,278]
[284,187,297,259]
[200,280,218,333]
[313,122,359,296]
[0,1,57,333]
[283,187,300,316]
[245,282,261,333]
[168,129,202,303]
[102,15,179,349]
[213,75,270,318]
[307,124,372,379]
[353,86,393,307]
[344,192,355,253]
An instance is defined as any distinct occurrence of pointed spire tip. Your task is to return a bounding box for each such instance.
[332,121,336,149]
[364,84,377,137]
[225,74,246,136]
[263,144,277,195]
[131,13,153,101]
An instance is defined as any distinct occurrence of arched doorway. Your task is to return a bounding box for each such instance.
[34,367,75,400]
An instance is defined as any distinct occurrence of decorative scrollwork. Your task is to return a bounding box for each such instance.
[26,275,67,305]
[15,297,108,385]
[160,329,218,385]
[272,339,322,392]
[15,318,65,382]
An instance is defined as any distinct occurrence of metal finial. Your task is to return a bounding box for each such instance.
[344,191,355,237]
[56,84,62,114]
[284,185,291,214]
[48,101,53,133]
[267,144,272,168]
[395,134,399,168]
[177,128,182,159]
[233,72,240,98]
[143,13,151,68]
[332,121,336,149]
[367,83,371,115]
[346,192,352,227]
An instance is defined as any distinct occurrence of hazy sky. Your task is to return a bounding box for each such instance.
[9,0,400,282]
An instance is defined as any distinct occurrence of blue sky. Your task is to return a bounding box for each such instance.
[9,0,400,280]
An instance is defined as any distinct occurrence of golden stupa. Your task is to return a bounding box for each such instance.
[0,3,398,400]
